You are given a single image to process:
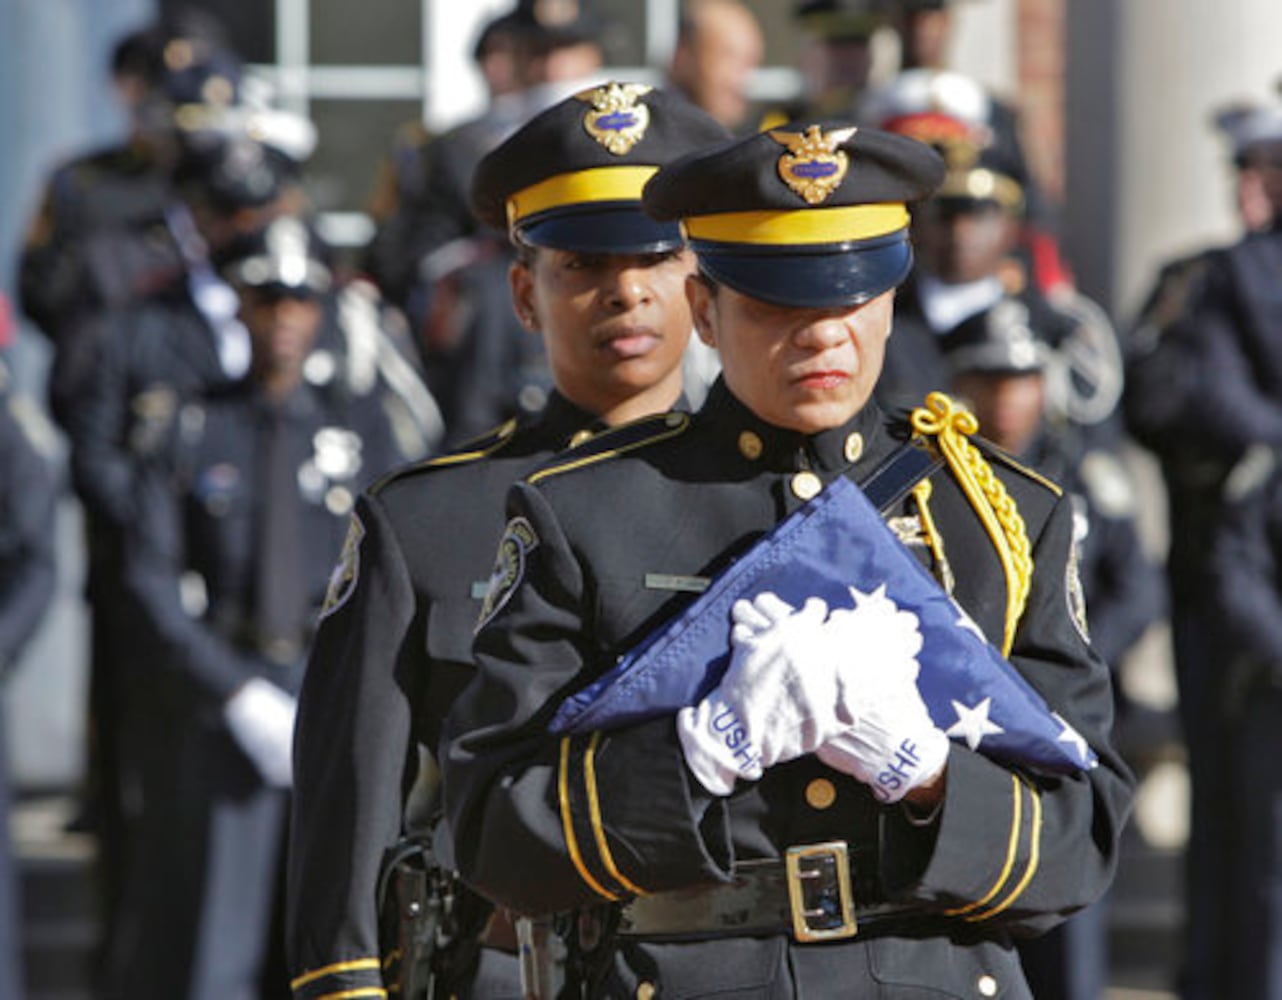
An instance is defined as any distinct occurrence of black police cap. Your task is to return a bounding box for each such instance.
[174,134,300,212]
[215,216,332,296]
[643,122,943,308]
[944,298,1048,376]
[470,82,730,253]
[794,0,885,40]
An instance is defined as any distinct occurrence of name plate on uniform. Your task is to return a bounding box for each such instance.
[644,573,710,594]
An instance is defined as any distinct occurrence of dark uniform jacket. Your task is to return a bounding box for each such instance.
[287,393,607,998]
[443,380,1133,999]
[128,377,402,702]
[1213,448,1282,689]
[1021,431,1165,670]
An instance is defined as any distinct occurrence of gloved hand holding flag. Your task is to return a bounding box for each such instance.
[549,475,1097,777]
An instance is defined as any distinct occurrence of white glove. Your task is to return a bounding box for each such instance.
[815,586,947,803]
[678,593,844,796]
[223,678,298,788]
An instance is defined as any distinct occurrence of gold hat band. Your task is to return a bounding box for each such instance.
[506,165,660,229]
[681,203,909,246]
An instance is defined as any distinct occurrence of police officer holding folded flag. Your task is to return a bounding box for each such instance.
[441,120,1133,998]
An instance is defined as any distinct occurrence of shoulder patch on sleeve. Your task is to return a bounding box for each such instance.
[475,516,539,631]
[528,411,689,484]
[319,511,366,620]
[1224,443,1277,504]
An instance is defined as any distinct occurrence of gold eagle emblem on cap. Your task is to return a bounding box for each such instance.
[767,125,858,205]
[575,82,653,155]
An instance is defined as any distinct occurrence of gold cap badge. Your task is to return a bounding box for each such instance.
[767,125,858,205]
[576,82,653,155]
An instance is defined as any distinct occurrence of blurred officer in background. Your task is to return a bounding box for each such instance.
[364,1,612,446]
[112,215,405,999]
[61,105,315,938]
[440,120,1131,999]
[363,0,608,311]
[865,86,1122,434]
[944,297,1164,1000]
[881,0,954,71]
[19,8,243,424]
[1212,442,1282,1000]
[665,0,764,133]
[287,82,730,1000]
[1124,90,1282,1000]
[0,357,59,1000]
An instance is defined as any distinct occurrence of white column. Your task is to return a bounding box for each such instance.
[1067,0,1282,320]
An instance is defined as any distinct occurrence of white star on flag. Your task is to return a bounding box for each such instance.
[946,697,1005,750]
[953,607,987,644]
[1053,712,1090,764]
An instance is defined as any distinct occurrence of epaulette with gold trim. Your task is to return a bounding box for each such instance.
[529,411,689,485]
[370,418,519,496]
[908,392,1033,656]
[972,438,1064,498]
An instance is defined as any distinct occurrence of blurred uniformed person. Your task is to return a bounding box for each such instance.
[943,298,1164,1000]
[440,121,1132,998]
[1211,443,1282,1000]
[1124,90,1282,1000]
[63,114,314,933]
[665,0,764,133]
[863,89,1122,432]
[365,2,612,446]
[0,361,59,1000]
[286,84,730,1000]
[19,10,243,421]
[113,216,404,999]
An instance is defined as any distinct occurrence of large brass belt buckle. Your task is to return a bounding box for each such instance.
[784,841,857,942]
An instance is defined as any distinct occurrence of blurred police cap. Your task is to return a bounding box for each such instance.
[944,297,1049,376]
[216,216,332,296]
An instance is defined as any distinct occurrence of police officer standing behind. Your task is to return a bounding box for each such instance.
[1211,442,1282,1000]
[118,217,405,999]
[441,123,1132,997]
[286,84,729,1000]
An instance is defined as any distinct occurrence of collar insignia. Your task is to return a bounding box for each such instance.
[768,125,858,205]
[576,82,653,155]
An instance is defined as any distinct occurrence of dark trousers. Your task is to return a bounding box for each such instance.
[1171,603,1232,1000]
[1228,684,1282,998]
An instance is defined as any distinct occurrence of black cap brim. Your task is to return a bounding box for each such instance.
[518,205,684,254]
[693,232,913,309]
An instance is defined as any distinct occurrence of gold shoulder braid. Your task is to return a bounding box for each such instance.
[910,479,955,597]
[910,392,1033,655]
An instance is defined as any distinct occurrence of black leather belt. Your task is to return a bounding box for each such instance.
[617,841,918,943]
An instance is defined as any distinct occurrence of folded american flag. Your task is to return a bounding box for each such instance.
[548,475,1096,774]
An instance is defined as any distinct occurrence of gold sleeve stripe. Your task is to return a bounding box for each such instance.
[312,990,388,1000]
[558,736,620,901]
[291,958,382,991]
[966,779,1044,922]
[529,415,688,483]
[583,731,648,897]
[943,773,1022,917]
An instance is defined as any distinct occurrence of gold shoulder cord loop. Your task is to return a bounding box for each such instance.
[910,392,1033,655]
[910,479,955,596]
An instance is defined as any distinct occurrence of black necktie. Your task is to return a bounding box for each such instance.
[255,401,307,664]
